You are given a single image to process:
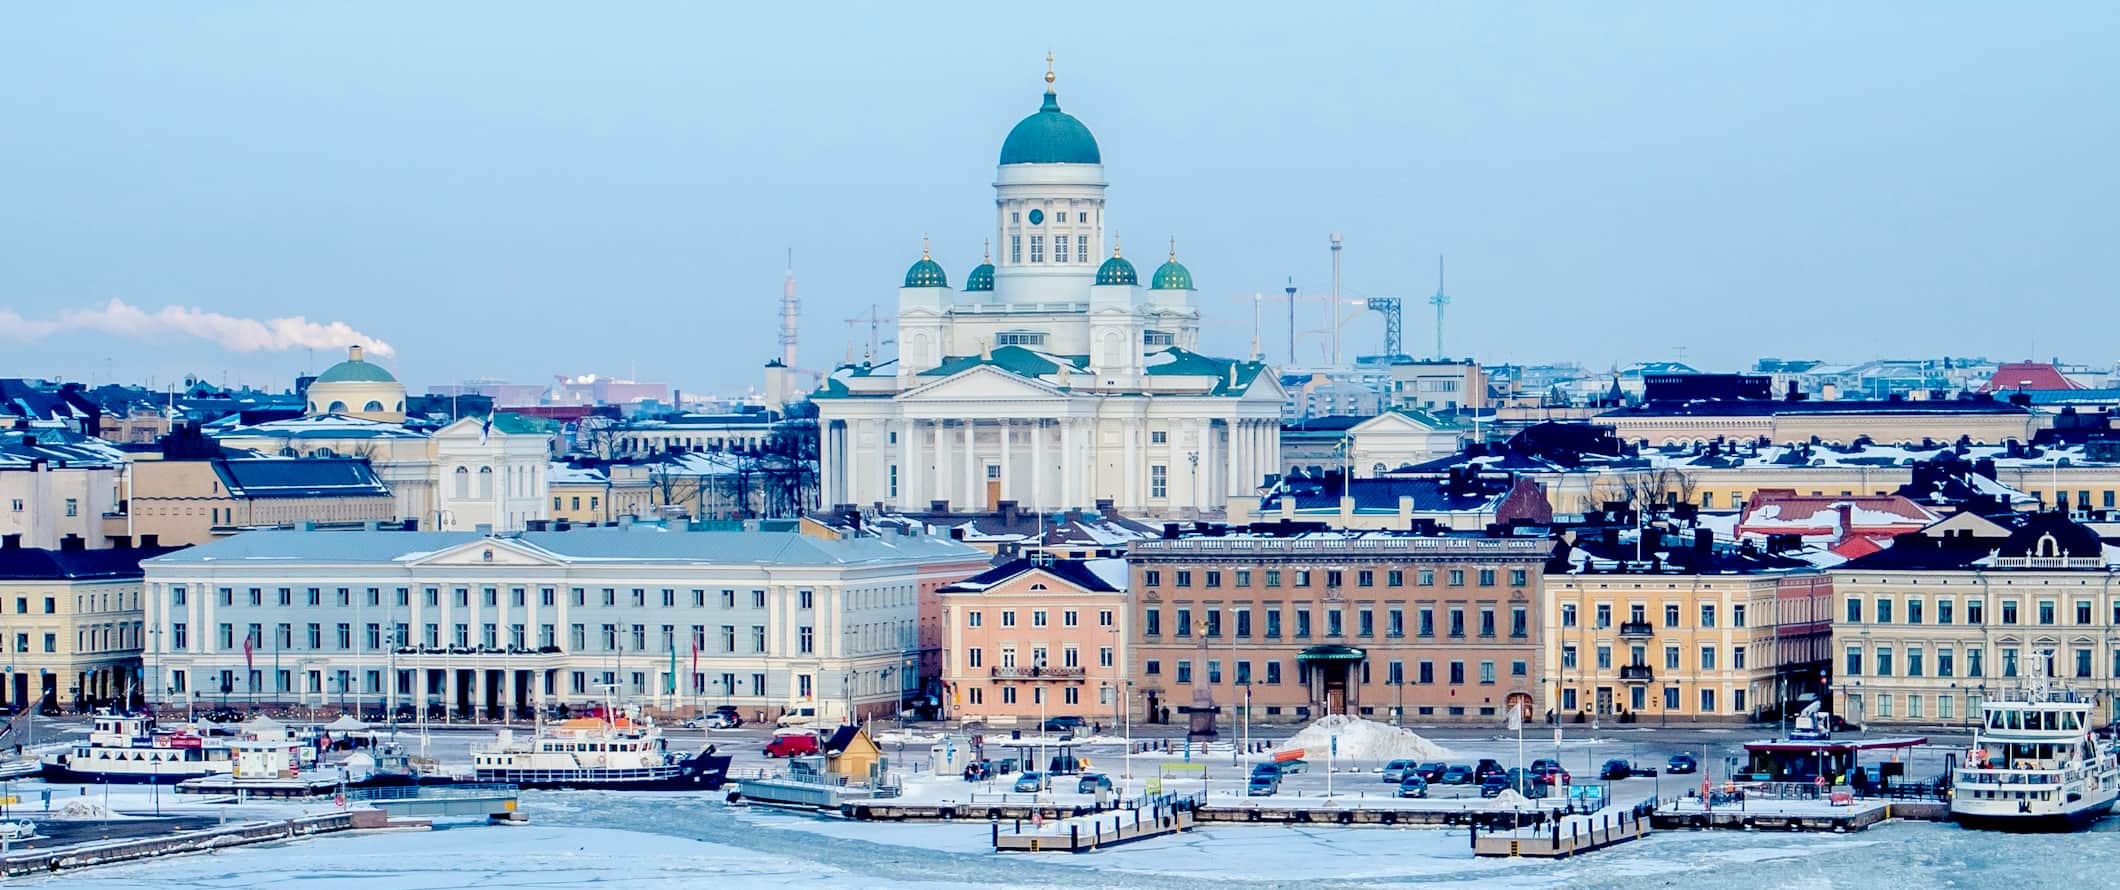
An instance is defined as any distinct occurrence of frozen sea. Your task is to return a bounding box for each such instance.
[27,791,2120,889]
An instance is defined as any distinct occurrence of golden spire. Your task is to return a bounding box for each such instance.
[1112,235,1122,258]
[1045,51,1056,92]
[921,233,930,260]
[1168,236,1178,262]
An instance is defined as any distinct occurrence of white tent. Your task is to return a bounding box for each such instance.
[324,715,370,732]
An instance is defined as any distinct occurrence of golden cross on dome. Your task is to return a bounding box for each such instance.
[921,233,930,260]
[1045,51,1056,90]
[1112,235,1122,258]
[983,238,991,262]
[1169,236,1177,261]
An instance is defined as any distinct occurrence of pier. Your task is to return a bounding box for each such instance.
[0,811,383,877]
[1471,806,1651,858]
[992,796,1198,853]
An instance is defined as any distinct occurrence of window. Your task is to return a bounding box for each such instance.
[1145,659,1161,676]
[1596,645,1612,669]
[1733,604,1747,628]
[1700,604,1717,628]
[2081,601,2096,625]
[1176,660,1192,683]
[1175,608,1192,637]
[64,498,77,517]
[1447,569,1465,586]
[1002,610,1018,628]
[1145,609,1161,636]
[1010,235,1021,263]
[1418,607,1434,637]
[1665,646,1680,670]
[1143,570,1162,588]
[1448,661,1465,684]
[1560,604,1576,628]
[1511,606,1527,638]
[1561,646,1578,670]
[1875,645,1894,677]
[798,627,814,654]
[1699,688,1716,713]
[1938,599,1954,624]
[1150,430,1168,445]
[1296,609,1312,638]
[2078,648,2093,679]
[1448,607,1464,638]
[1967,647,1984,677]
[1032,610,1048,628]
[2039,601,2056,625]
[1479,607,1495,637]
[1417,661,1434,684]
[1479,661,1496,684]
[2001,601,2019,625]
[1150,465,1167,498]
[1595,604,1611,629]
[1846,598,1862,623]
[1029,235,1043,263]
[1076,235,1089,263]
[1099,609,1114,627]
[966,611,982,628]
[1387,608,1403,637]
[1326,609,1342,637]
[1938,648,1955,677]
[1264,609,1281,638]
[1733,646,1747,670]
[1666,603,1681,628]
[1968,599,1985,625]
[1510,568,1528,586]
[1845,646,1864,676]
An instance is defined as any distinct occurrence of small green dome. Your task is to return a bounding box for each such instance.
[314,346,397,383]
[1095,251,1138,287]
[965,262,995,292]
[999,90,1101,166]
[1152,259,1193,291]
[903,245,948,288]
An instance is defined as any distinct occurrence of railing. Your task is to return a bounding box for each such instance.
[1618,665,1654,681]
[1132,537,1550,555]
[990,666,1086,680]
[345,782,518,802]
[1618,621,1654,637]
[1955,767,2073,788]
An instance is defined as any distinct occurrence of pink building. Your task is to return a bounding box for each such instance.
[939,558,1129,725]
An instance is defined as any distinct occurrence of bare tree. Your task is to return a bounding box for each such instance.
[577,416,624,461]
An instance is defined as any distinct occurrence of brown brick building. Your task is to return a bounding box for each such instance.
[1128,530,1553,728]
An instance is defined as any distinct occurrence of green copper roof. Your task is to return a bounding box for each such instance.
[904,256,948,289]
[1095,254,1138,286]
[314,357,397,384]
[917,346,1089,378]
[1151,258,1193,290]
[999,91,1101,166]
[964,262,995,292]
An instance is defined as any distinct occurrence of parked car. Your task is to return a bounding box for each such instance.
[1275,759,1309,775]
[709,705,744,726]
[1440,765,1475,785]
[776,706,825,728]
[1042,716,1087,734]
[1013,771,1046,794]
[1250,763,1282,780]
[1667,754,1699,775]
[763,733,820,758]
[1076,773,1113,794]
[1531,760,1571,785]
[1383,759,1420,783]
[1479,774,1511,798]
[1474,759,1506,782]
[1501,768,1550,798]
[1048,754,1085,775]
[1416,761,1448,782]
[1600,759,1634,780]
[1396,775,1430,798]
[1247,774,1279,796]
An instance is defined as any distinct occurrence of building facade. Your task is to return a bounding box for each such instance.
[0,432,124,550]
[0,536,181,711]
[125,456,397,545]
[813,66,1283,518]
[1831,513,2120,727]
[1545,529,1823,723]
[938,558,1128,724]
[140,526,985,720]
[1127,531,1553,727]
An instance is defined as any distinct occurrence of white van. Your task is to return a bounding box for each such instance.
[775,706,823,728]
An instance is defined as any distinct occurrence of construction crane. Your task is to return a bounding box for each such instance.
[845,306,896,362]
[1364,296,1402,359]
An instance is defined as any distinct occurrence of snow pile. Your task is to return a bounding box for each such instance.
[1487,789,1533,809]
[48,798,117,820]
[1271,715,1452,763]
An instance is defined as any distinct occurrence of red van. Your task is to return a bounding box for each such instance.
[764,733,820,758]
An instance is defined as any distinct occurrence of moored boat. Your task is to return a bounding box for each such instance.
[470,714,729,791]
[1951,650,2120,832]
[39,712,234,785]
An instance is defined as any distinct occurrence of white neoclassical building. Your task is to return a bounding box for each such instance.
[814,65,1283,518]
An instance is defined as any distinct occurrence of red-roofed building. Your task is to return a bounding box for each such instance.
[1978,361,2084,393]
[1737,491,1940,553]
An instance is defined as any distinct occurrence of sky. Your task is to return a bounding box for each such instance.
[2,3,2116,396]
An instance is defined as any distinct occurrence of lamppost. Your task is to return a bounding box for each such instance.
[1227,607,1240,765]
[1187,452,1200,518]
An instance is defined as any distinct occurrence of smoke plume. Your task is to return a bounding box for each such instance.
[0,299,395,357]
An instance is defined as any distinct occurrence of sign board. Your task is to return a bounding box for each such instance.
[1146,778,1163,795]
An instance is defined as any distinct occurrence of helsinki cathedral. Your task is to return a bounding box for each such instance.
[815,62,1284,518]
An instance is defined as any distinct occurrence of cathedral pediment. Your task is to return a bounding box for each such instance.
[897,364,1070,403]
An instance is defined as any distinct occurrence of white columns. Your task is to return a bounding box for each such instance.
[845,421,860,508]
[897,419,915,509]
[1031,419,1047,509]
[962,422,977,511]
[1061,419,1078,509]
[932,421,949,508]
[1196,417,1214,512]
[998,420,1012,506]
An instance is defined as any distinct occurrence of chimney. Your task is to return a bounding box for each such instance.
[1094,498,1115,514]
[59,534,85,552]
[113,536,132,550]
[1162,522,1180,540]
[999,500,1019,525]
[1693,528,1713,563]
[555,519,571,531]
[1820,382,1838,401]
[475,523,494,535]
[2,533,20,550]
[1834,503,1854,543]
[139,534,159,549]
[930,500,950,514]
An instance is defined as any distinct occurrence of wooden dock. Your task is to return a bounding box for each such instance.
[1472,807,1650,858]
[0,811,384,877]
[993,800,1196,853]
[1651,798,1947,832]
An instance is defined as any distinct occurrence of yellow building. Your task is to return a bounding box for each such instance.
[126,456,397,545]
[1544,528,1829,722]
[0,537,181,710]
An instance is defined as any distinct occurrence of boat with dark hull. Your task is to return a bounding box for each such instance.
[471,717,730,791]
[1951,651,2119,832]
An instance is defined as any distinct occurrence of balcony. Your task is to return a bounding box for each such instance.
[1618,620,1654,639]
[990,666,1086,680]
[1618,664,1655,682]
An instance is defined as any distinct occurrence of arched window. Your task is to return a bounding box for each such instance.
[363,400,385,412]
[478,466,494,499]
[454,466,471,498]
[327,401,348,413]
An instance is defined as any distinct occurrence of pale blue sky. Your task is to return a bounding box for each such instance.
[2,3,2115,394]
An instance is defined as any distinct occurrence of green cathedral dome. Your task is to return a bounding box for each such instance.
[903,242,948,288]
[965,261,995,292]
[998,72,1101,166]
[1151,242,1194,290]
[1095,248,1138,287]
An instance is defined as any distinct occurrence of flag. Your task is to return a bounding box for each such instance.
[690,640,699,688]
[243,633,254,672]
[1508,705,1523,732]
[479,413,493,446]
[667,640,677,694]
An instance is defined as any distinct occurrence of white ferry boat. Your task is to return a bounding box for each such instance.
[470,715,730,791]
[40,712,235,785]
[1951,652,2120,831]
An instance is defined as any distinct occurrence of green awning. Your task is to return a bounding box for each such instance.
[1297,644,1366,661]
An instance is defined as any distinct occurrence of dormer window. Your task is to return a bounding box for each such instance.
[1144,330,1175,346]
[996,331,1047,347]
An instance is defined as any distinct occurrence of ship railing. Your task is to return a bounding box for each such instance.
[1953,767,2069,788]
[345,782,518,802]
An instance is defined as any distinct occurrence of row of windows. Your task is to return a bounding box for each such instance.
[1847,692,1963,721]
[1144,567,1529,589]
[1560,684,1748,714]
[1143,604,1529,640]
[1561,643,1750,673]
[1845,596,2120,627]
[171,619,877,657]
[962,645,1116,669]
[185,586,843,611]
[1142,657,1529,686]
[963,609,1113,629]
[1560,602,1749,630]
[1007,234,1092,264]
[964,684,1106,706]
